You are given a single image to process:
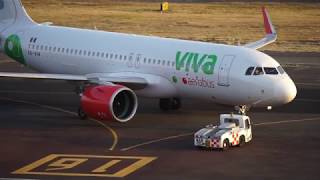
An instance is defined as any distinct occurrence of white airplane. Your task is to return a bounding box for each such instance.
[0,0,296,122]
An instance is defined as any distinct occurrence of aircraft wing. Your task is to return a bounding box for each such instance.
[244,7,277,50]
[0,72,148,89]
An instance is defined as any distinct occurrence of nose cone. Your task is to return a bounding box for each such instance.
[274,77,297,105]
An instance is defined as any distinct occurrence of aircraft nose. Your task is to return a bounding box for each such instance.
[274,77,297,104]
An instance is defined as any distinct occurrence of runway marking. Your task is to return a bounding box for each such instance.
[0,97,118,151]
[12,154,157,178]
[121,117,320,151]
[296,98,320,103]
[121,132,193,151]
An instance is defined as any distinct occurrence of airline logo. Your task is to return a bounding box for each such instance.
[176,51,217,75]
[4,34,26,65]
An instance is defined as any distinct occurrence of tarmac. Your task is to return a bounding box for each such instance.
[0,52,319,180]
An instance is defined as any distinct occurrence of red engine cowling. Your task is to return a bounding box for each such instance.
[80,85,138,123]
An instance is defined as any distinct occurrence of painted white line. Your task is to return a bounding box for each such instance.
[121,132,193,151]
[0,97,118,151]
[296,98,320,103]
[0,91,73,95]
[121,116,320,151]
[254,117,320,126]
[0,178,40,180]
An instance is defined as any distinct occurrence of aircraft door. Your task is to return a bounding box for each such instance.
[218,55,235,86]
[127,53,134,68]
[135,54,141,69]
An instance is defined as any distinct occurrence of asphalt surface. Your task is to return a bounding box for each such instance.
[0,52,319,180]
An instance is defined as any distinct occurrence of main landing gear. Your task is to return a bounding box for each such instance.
[159,98,181,111]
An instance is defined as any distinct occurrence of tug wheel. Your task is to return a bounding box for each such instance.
[222,139,230,151]
[238,135,246,147]
[78,107,88,120]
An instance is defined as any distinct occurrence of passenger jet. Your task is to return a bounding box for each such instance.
[0,0,297,122]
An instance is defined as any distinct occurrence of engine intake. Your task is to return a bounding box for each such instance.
[81,85,138,123]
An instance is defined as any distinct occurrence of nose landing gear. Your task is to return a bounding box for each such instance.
[235,105,250,115]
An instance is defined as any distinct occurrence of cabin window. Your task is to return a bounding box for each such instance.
[83,50,87,56]
[264,67,278,75]
[78,50,81,55]
[36,45,39,50]
[30,38,33,43]
[66,48,69,54]
[49,46,52,51]
[172,62,175,67]
[245,119,250,129]
[120,55,123,60]
[110,54,113,59]
[253,67,264,75]
[57,48,61,52]
[277,66,285,74]
[124,56,127,61]
[71,49,74,54]
[106,53,109,58]
[96,52,99,57]
[88,51,91,56]
[101,53,104,58]
[167,61,170,66]
[245,67,254,75]
[53,47,56,52]
[115,54,118,59]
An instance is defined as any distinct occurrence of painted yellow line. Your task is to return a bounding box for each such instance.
[0,97,118,151]
[121,132,193,151]
[13,154,157,178]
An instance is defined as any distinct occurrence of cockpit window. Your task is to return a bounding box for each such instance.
[245,67,254,75]
[264,67,279,75]
[277,66,285,74]
[253,67,264,75]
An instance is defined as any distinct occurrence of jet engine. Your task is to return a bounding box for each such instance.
[80,85,138,123]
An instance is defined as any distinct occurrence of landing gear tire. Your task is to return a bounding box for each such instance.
[235,105,250,115]
[222,139,230,151]
[172,98,181,110]
[159,98,181,111]
[238,135,245,147]
[78,107,87,120]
